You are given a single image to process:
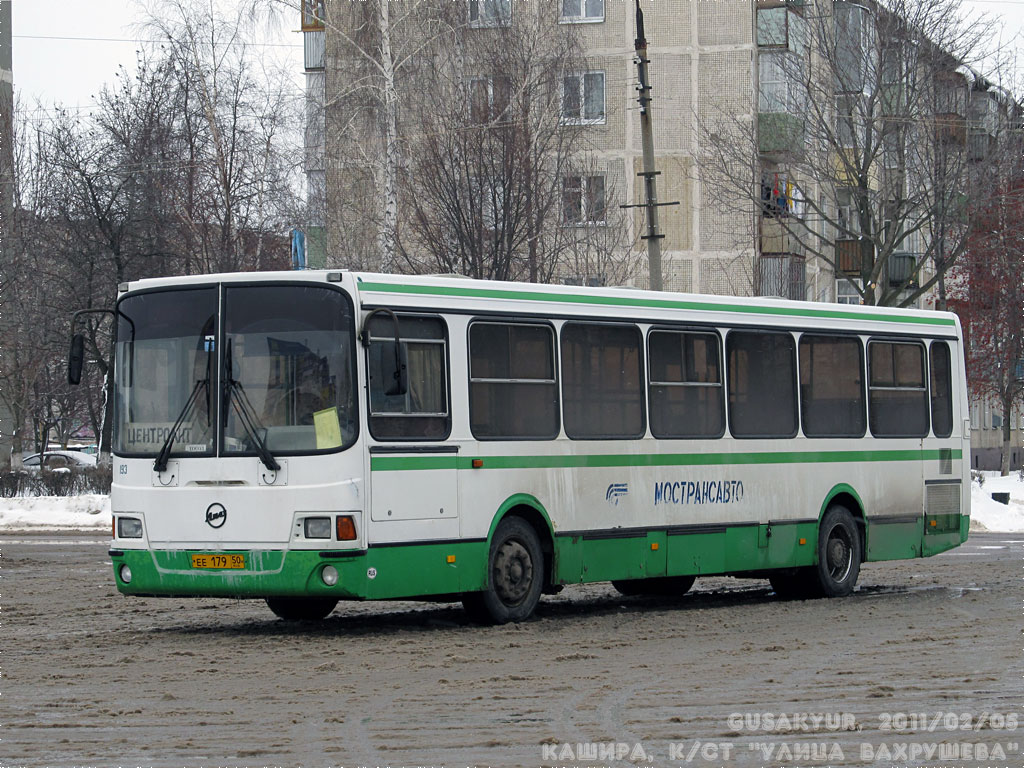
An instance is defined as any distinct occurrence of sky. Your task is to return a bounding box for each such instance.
[10,0,304,113]
[8,0,1024,113]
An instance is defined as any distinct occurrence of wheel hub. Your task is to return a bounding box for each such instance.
[826,530,852,581]
[492,539,533,605]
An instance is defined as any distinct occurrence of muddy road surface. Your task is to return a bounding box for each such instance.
[2,531,1020,768]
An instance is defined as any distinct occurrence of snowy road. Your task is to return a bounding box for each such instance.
[2,531,1020,768]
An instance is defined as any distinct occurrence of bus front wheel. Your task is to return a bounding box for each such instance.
[265,597,338,621]
[463,516,543,624]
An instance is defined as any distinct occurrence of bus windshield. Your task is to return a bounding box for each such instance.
[113,284,358,458]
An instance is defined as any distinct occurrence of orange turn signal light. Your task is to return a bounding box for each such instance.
[336,515,357,541]
[799,538,807,545]
[446,555,456,564]
[472,459,484,469]
[650,542,659,551]
[929,519,937,527]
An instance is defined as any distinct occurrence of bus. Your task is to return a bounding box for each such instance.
[71,270,970,623]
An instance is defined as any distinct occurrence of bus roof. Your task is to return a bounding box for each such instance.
[122,269,961,336]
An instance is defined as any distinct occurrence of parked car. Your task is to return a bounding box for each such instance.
[21,451,97,473]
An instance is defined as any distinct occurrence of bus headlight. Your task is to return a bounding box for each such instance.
[117,517,143,538]
[119,564,133,584]
[303,517,332,539]
[321,565,339,586]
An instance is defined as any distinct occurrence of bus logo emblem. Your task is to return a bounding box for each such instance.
[606,483,629,505]
[205,503,227,529]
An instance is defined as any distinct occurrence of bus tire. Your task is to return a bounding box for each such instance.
[265,597,338,621]
[812,505,861,597]
[463,516,543,624]
[611,575,696,597]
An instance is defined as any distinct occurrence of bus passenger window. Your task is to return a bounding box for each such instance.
[368,315,450,440]
[727,331,798,438]
[798,335,865,438]
[561,323,644,439]
[648,330,724,438]
[930,342,953,438]
[469,322,559,440]
[868,340,928,437]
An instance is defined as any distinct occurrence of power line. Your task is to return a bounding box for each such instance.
[12,34,301,48]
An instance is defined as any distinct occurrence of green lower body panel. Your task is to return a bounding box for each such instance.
[865,519,922,561]
[111,540,489,600]
[112,513,966,601]
[555,521,818,584]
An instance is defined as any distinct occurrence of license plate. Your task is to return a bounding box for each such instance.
[191,553,246,569]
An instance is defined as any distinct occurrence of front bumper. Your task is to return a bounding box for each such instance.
[109,540,488,600]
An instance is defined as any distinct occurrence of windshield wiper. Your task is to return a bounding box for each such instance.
[223,339,280,472]
[153,378,207,473]
[154,344,212,473]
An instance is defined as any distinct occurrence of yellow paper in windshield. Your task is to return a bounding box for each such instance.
[313,407,343,450]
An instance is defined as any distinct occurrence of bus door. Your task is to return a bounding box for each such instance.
[922,339,963,556]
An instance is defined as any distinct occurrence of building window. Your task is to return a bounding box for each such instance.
[469,0,511,27]
[469,322,559,440]
[868,340,929,438]
[563,175,606,224]
[648,330,725,439]
[562,72,605,124]
[836,94,867,147]
[470,76,511,123]
[757,6,806,52]
[301,0,325,31]
[759,50,806,114]
[836,278,862,304]
[561,0,604,22]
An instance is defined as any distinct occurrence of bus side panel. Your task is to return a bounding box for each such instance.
[866,519,923,560]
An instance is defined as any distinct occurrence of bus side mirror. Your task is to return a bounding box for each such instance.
[380,340,408,397]
[68,334,85,386]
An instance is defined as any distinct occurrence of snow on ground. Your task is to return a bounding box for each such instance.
[970,471,1024,533]
[0,474,1020,532]
[0,495,111,531]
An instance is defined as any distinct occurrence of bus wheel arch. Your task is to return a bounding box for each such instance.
[819,486,866,563]
[464,514,545,624]
[463,498,555,624]
[487,496,556,591]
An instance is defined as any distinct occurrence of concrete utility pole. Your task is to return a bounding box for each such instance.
[626,0,675,292]
[0,0,13,469]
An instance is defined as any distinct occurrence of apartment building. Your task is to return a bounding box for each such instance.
[305,0,1004,304]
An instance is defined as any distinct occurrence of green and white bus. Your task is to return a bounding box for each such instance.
[80,270,969,623]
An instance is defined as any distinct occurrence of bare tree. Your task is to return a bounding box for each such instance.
[699,0,1000,306]
[399,2,634,284]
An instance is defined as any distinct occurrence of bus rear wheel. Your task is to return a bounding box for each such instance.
[265,597,338,621]
[463,516,543,624]
[812,505,861,597]
[612,575,696,597]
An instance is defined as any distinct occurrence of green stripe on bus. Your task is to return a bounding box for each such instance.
[371,448,962,472]
[357,281,957,327]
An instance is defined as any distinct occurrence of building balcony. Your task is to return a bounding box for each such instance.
[758,112,804,156]
[836,237,872,275]
[888,251,919,288]
[756,254,806,299]
[935,112,967,146]
[760,216,798,254]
